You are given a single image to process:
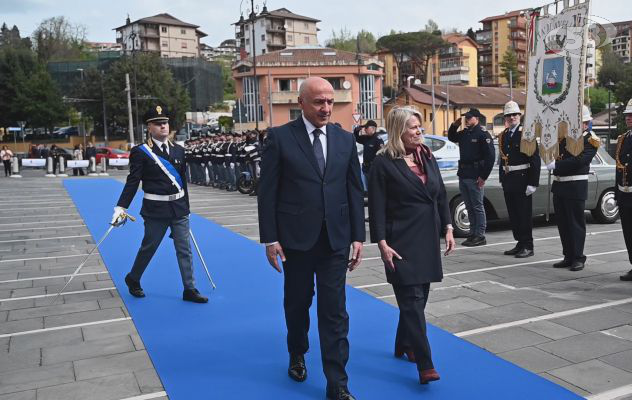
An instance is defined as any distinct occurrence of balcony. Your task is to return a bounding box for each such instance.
[476,30,492,44]
[440,65,470,73]
[266,25,285,33]
[440,48,464,58]
[479,57,492,65]
[271,90,352,104]
[513,42,527,51]
[511,31,526,41]
[509,20,527,30]
[267,41,285,48]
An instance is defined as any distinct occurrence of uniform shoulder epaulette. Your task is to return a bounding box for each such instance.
[587,131,600,149]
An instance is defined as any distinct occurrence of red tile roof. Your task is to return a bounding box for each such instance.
[404,84,526,107]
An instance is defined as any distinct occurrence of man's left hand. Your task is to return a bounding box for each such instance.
[477,177,486,188]
[348,241,363,271]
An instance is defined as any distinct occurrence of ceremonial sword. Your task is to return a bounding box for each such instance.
[189,229,217,290]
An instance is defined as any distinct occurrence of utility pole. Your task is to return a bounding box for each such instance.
[431,66,436,135]
[101,70,109,146]
[250,0,259,130]
[125,73,135,146]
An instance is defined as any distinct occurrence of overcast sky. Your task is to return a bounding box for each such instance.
[2,0,628,47]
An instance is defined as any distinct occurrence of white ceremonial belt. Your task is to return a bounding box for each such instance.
[619,185,632,193]
[144,190,185,201]
[504,164,530,172]
[553,175,589,182]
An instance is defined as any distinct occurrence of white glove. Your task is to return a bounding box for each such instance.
[230,163,235,169]
[111,206,127,226]
[546,160,556,171]
[525,185,537,196]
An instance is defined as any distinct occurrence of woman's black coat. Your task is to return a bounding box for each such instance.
[368,151,451,285]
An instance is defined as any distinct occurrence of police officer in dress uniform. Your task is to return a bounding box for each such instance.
[616,99,632,281]
[353,120,384,191]
[184,140,193,183]
[546,105,599,272]
[111,105,208,303]
[224,132,237,191]
[498,101,541,258]
[448,108,496,246]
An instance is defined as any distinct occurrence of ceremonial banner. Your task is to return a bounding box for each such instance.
[523,0,590,163]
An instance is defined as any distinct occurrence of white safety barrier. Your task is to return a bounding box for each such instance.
[45,157,55,177]
[66,160,90,168]
[57,156,68,177]
[108,158,129,167]
[21,158,46,168]
[88,156,98,176]
[10,157,21,178]
[99,157,108,176]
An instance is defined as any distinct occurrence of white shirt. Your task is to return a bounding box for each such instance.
[302,114,327,163]
[152,137,169,156]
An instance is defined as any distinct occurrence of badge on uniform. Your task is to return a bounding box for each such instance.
[486,138,491,143]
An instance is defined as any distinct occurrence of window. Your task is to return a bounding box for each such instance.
[246,38,250,45]
[325,77,342,90]
[181,42,187,49]
[290,109,302,120]
[423,138,446,152]
[278,79,291,91]
[181,29,186,34]
[261,49,266,54]
[304,36,309,44]
[287,20,293,28]
[260,19,265,27]
[242,76,261,123]
[261,34,265,41]
[287,34,293,42]
[162,41,168,47]
[161,26,167,33]
[359,75,377,120]
[304,22,309,29]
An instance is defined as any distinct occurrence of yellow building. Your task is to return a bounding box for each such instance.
[427,33,479,87]
[476,10,527,87]
[390,84,526,136]
[375,49,398,90]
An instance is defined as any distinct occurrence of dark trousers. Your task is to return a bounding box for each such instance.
[504,190,534,250]
[620,205,632,265]
[3,160,10,176]
[129,215,195,290]
[282,226,350,391]
[553,195,587,262]
[393,283,434,371]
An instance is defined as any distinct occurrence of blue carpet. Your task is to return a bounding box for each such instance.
[64,179,582,400]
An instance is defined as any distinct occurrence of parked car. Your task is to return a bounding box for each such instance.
[52,126,80,137]
[444,145,619,237]
[95,147,130,166]
[423,135,460,170]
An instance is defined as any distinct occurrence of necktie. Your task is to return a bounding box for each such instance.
[161,143,168,156]
[312,129,325,175]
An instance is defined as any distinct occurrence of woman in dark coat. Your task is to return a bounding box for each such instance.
[368,105,455,385]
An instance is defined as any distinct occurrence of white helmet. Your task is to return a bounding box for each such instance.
[623,98,632,115]
[503,101,521,116]
[582,105,592,122]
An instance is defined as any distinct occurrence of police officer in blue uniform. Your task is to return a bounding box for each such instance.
[353,120,384,188]
[448,108,495,246]
[546,105,599,272]
[616,99,632,281]
[498,101,541,258]
[112,105,208,303]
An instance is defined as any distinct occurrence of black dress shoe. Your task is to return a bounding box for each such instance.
[620,270,632,281]
[125,274,145,298]
[463,236,486,247]
[461,237,473,246]
[288,354,307,382]
[183,288,208,303]
[515,248,534,258]
[569,261,585,271]
[326,387,355,400]
[553,259,571,268]
[504,246,521,256]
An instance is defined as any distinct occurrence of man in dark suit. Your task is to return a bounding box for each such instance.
[112,104,207,303]
[498,101,541,258]
[258,77,365,400]
[547,105,599,272]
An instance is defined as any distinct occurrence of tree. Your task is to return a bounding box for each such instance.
[597,45,626,87]
[0,23,32,49]
[424,19,440,34]
[0,46,66,132]
[73,53,191,135]
[326,29,377,53]
[466,28,476,42]
[585,86,615,115]
[32,16,87,62]
[376,31,448,90]
[500,48,520,87]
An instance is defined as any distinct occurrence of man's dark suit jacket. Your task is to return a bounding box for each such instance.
[258,118,366,251]
[117,141,190,219]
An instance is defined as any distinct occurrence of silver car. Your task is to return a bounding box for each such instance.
[443,146,619,237]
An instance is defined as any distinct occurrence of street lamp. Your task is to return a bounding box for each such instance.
[76,68,87,149]
[606,80,615,154]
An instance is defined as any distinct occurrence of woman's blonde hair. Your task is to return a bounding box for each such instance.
[379,105,423,159]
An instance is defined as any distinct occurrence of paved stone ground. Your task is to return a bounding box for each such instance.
[1,169,632,399]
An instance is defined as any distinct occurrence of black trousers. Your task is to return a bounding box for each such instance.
[3,160,10,176]
[282,226,349,391]
[504,190,534,250]
[620,205,632,265]
[393,283,433,371]
[553,195,587,262]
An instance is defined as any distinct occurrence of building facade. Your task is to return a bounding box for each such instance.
[426,33,479,87]
[612,21,632,63]
[232,47,383,131]
[476,10,527,87]
[115,13,206,58]
[234,7,320,58]
[200,39,238,63]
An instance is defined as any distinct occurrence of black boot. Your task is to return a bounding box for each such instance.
[183,288,208,303]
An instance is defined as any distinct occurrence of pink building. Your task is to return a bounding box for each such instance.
[232,47,384,131]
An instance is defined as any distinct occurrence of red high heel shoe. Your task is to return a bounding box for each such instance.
[394,346,416,363]
[419,368,440,384]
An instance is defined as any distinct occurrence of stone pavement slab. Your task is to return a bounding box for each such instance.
[547,359,632,394]
[536,332,632,363]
